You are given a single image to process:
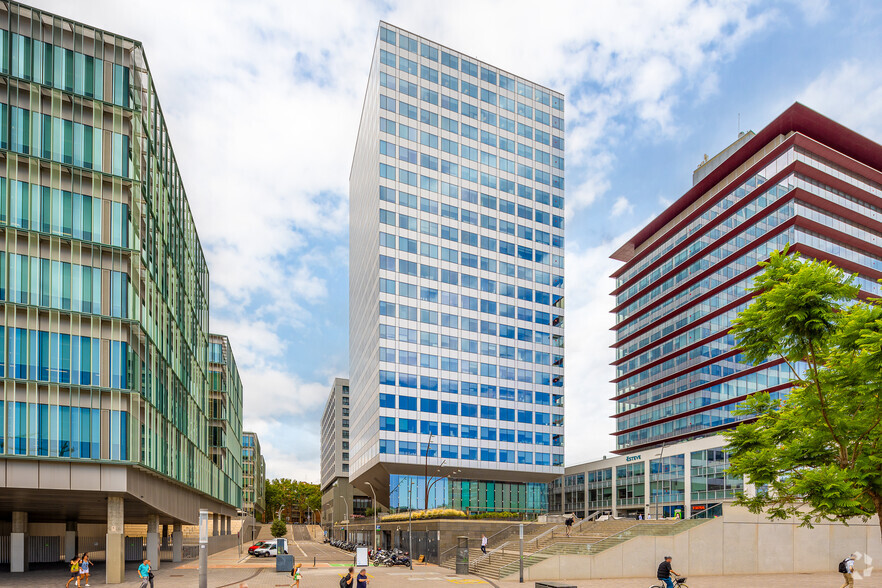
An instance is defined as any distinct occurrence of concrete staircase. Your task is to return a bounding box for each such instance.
[459,518,712,580]
[439,522,556,570]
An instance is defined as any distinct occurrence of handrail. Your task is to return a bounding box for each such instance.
[571,510,601,532]
[685,501,724,520]
[439,521,546,564]
[496,516,715,579]
[467,521,559,569]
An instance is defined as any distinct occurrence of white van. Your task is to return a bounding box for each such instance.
[253,538,288,557]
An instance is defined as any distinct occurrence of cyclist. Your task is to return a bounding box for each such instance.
[657,555,680,588]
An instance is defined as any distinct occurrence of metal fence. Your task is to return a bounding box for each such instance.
[28,536,61,562]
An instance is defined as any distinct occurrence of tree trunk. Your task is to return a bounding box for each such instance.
[870,488,882,543]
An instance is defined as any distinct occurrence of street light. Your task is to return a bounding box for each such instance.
[340,494,350,542]
[365,482,378,553]
[654,440,667,521]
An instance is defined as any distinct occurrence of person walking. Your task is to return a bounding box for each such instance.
[340,566,354,588]
[138,558,154,588]
[66,556,81,588]
[480,534,488,555]
[290,563,302,588]
[79,553,92,587]
[565,516,574,536]
[357,568,370,588]
[839,553,856,588]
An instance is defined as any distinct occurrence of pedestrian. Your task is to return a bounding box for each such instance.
[138,559,150,588]
[357,567,370,588]
[79,553,92,587]
[340,566,354,588]
[638,514,644,521]
[290,562,302,588]
[480,534,488,555]
[66,555,81,588]
[565,516,573,536]
[839,553,856,588]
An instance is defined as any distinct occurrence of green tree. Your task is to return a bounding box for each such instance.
[270,518,287,538]
[726,248,882,540]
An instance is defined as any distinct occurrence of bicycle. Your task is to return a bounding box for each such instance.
[649,574,689,588]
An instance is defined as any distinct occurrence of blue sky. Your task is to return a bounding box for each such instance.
[41,0,882,482]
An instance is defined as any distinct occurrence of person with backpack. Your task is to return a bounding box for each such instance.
[340,567,354,588]
[839,554,856,587]
[66,556,81,588]
[290,562,302,588]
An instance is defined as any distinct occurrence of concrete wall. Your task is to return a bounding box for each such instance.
[512,505,881,581]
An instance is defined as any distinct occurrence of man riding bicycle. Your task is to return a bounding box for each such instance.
[657,556,680,588]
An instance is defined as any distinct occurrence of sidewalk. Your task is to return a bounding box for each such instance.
[0,562,864,587]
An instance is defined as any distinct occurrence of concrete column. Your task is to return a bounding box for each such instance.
[10,511,28,573]
[212,513,219,536]
[226,515,231,535]
[147,514,160,571]
[64,521,78,560]
[106,497,125,584]
[610,475,618,518]
[172,523,183,563]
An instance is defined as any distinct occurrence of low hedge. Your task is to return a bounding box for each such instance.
[380,508,467,522]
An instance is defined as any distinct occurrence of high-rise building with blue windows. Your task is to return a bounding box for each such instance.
[349,22,565,514]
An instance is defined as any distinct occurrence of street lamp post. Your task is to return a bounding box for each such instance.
[654,441,667,521]
[365,482,378,553]
[408,480,413,570]
[340,495,350,542]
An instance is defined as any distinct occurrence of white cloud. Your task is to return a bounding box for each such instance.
[610,196,634,218]
[564,226,642,463]
[798,60,882,143]
[33,0,790,481]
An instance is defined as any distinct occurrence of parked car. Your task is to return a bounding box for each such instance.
[253,538,288,557]
[248,540,270,555]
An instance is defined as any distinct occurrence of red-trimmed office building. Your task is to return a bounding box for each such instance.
[610,102,882,453]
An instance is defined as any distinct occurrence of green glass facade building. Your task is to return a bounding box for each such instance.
[0,2,243,580]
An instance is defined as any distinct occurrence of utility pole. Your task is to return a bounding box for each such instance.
[366,482,378,553]
[408,480,413,570]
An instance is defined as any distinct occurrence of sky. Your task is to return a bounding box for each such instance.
[37,0,882,483]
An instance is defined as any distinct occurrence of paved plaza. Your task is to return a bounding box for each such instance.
[0,536,870,587]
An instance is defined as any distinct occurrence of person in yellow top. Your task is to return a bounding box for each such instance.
[65,556,81,588]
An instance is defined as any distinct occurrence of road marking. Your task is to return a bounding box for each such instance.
[292,540,307,557]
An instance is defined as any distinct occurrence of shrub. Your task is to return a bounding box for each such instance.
[380,508,467,522]
[469,511,519,520]
[270,519,287,537]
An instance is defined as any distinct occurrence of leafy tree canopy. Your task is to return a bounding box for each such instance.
[726,248,882,540]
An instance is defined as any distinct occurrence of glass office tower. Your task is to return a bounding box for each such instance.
[0,0,241,526]
[350,22,565,513]
[610,102,882,453]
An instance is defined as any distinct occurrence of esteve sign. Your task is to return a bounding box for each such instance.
[625,455,642,462]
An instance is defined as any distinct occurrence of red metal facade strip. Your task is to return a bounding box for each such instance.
[609,418,760,454]
[612,218,798,329]
[610,328,734,384]
[611,354,786,407]
[611,185,798,311]
[612,103,882,268]
[611,289,754,364]
[610,140,799,290]
[612,382,793,436]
